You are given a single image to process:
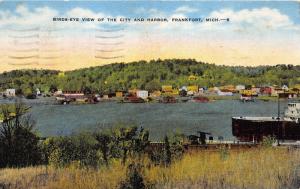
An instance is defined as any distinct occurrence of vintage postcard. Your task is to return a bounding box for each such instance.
[0,1,300,188]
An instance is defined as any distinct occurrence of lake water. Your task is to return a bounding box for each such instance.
[0,98,289,140]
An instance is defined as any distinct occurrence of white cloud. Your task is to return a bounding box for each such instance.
[66,7,105,19]
[15,4,29,15]
[0,5,116,30]
[0,5,58,28]
[208,7,297,31]
[134,7,146,14]
[134,7,166,18]
[1,5,299,39]
[175,6,198,14]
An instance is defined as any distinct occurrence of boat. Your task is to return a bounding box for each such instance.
[55,94,66,101]
[121,96,145,103]
[240,94,254,102]
[191,96,209,103]
[159,96,177,103]
[180,97,191,103]
[232,102,300,142]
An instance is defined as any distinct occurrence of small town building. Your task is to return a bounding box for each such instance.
[162,85,173,93]
[5,89,16,97]
[103,95,109,99]
[251,87,261,95]
[150,90,161,97]
[241,89,255,96]
[136,90,149,99]
[277,92,298,99]
[180,86,188,92]
[36,88,41,96]
[291,88,300,95]
[128,89,138,96]
[171,89,179,95]
[116,92,123,98]
[63,91,85,97]
[213,87,220,92]
[217,89,233,96]
[272,87,284,97]
[221,85,236,92]
[289,93,298,98]
[260,87,272,96]
[54,90,63,96]
[187,85,199,93]
[288,93,298,99]
[282,85,289,91]
[236,85,245,91]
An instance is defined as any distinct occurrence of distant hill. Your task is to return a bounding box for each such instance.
[1,59,300,95]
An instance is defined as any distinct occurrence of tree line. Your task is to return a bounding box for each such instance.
[1,59,300,96]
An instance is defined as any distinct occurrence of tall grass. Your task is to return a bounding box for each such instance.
[0,147,299,189]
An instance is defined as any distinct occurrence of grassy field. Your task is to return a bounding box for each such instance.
[0,147,300,189]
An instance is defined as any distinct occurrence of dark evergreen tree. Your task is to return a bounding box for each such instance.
[163,135,171,167]
[119,163,145,189]
[95,133,112,166]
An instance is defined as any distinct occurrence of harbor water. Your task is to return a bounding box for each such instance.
[0,98,290,140]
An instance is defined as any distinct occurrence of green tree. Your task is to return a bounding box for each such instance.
[144,80,161,92]
[132,127,150,159]
[0,101,41,168]
[115,127,138,165]
[95,132,112,166]
[163,135,171,167]
[42,133,98,168]
[119,163,146,189]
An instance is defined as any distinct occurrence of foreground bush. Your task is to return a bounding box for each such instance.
[0,148,299,189]
[0,102,42,168]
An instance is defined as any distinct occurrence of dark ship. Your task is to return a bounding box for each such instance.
[232,103,300,142]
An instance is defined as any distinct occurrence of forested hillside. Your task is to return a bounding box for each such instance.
[1,59,300,95]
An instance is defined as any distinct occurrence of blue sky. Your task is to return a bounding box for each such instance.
[1,1,299,24]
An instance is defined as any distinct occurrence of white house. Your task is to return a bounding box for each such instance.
[236,85,245,91]
[136,90,148,99]
[213,87,220,92]
[187,91,194,96]
[251,87,261,94]
[54,90,63,96]
[36,88,41,96]
[5,89,16,97]
[282,85,289,91]
[180,86,188,92]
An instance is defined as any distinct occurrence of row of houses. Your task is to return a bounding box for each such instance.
[2,89,16,97]
[3,84,300,100]
[212,84,300,98]
[1,88,42,98]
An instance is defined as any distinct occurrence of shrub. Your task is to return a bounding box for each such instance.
[42,133,99,168]
[219,145,230,161]
[261,136,276,147]
[119,163,145,189]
